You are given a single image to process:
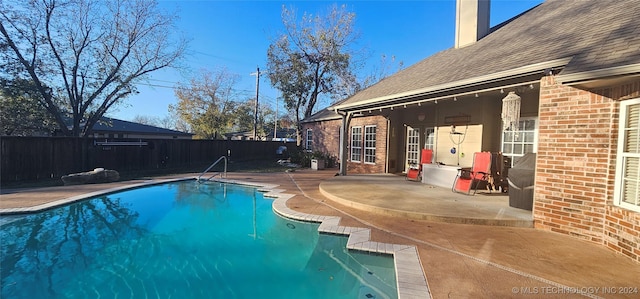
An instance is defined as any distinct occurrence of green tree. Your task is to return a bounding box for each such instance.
[0,0,186,136]
[1,78,57,136]
[231,99,276,139]
[232,100,258,133]
[170,69,240,139]
[267,4,360,144]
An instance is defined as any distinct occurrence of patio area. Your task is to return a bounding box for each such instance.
[319,173,533,227]
[1,169,639,298]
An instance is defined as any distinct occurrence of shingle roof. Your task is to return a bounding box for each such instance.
[93,117,193,136]
[301,97,348,123]
[300,106,341,123]
[335,0,640,110]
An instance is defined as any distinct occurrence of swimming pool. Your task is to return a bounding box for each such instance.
[1,180,397,298]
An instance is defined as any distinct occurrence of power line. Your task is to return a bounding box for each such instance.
[136,83,176,89]
[145,78,181,84]
[135,81,257,96]
[185,50,242,64]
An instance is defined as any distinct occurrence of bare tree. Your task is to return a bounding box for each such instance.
[359,54,404,92]
[131,115,159,126]
[266,4,361,144]
[0,0,187,136]
[156,114,180,131]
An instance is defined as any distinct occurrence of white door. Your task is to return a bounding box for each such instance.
[406,127,420,171]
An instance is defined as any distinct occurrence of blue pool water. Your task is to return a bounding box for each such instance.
[1,180,397,298]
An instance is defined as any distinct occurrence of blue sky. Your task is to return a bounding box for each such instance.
[110,0,543,122]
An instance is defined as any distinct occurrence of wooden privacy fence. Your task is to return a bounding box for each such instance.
[1,136,294,183]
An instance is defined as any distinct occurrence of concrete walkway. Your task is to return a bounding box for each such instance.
[1,170,639,298]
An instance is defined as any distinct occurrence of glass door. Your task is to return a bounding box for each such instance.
[406,126,420,171]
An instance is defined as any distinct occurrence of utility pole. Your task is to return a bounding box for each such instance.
[251,67,260,140]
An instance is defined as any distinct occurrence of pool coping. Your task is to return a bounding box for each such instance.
[0,176,431,299]
[0,177,195,215]
[252,181,432,299]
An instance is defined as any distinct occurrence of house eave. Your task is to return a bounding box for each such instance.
[300,114,342,124]
[333,57,572,112]
[555,63,640,87]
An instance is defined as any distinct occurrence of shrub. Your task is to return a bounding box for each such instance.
[289,150,337,168]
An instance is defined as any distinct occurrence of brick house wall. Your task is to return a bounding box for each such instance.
[301,118,342,160]
[301,115,388,173]
[536,76,640,262]
[347,115,388,174]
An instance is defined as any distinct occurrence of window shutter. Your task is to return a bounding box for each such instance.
[622,103,640,205]
[624,104,639,153]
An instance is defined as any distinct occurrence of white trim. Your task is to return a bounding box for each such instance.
[364,125,377,164]
[614,98,640,213]
[424,127,435,150]
[305,129,313,150]
[302,113,341,123]
[350,126,362,162]
[501,117,538,167]
[556,64,640,85]
[332,58,571,111]
[406,126,421,171]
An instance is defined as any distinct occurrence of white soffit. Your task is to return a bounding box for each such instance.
[333,58,572,111]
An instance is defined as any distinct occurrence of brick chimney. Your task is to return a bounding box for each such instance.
[455,0,490,48]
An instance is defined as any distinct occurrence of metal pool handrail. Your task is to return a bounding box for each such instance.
[197,156,227,182]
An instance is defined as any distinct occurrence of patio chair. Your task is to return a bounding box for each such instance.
[406,149,433,181]
[452,151,492,195]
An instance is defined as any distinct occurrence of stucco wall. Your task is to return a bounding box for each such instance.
[535,76,640,262]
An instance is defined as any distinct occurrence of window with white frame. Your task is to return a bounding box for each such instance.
[424,127,435,150]
[614,98,640,212]
[351,126,362,162]
[364,125,376,164]
[305,129,313,150]
[502,118,537,167]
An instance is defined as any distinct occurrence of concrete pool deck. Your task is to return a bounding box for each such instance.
[1,169,639,298]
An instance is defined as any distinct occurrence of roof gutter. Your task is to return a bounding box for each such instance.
[300,114,342,124]
[332,57,572,111]
[555,63,640,85]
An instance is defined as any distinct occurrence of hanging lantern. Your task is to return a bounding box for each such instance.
[501,91,521,131]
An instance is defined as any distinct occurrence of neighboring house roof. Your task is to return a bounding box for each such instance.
[266,128,297,139]
[333,0,640,111]
[225,128,296,140]
[93,117,193,137]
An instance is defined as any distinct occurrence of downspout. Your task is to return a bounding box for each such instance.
[385,117,390,173]
[335,109,350,176]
